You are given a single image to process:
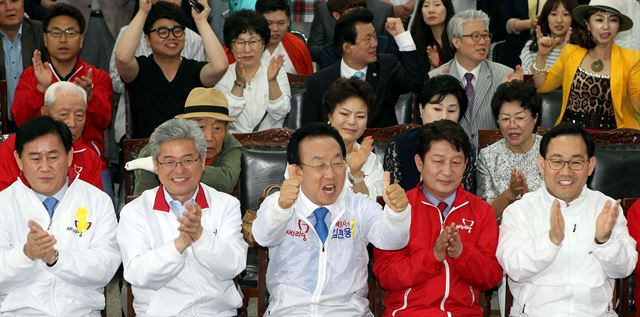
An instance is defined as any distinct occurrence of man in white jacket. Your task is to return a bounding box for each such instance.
[497,123,638,317]
[252,122,411,316]
[0,116,120,316]
[117,118,247,316]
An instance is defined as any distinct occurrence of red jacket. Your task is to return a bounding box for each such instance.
[373,184,502,317]
[0,134,103,191]
[626,199,640,308]
[11,58,113,169]
[225,32,313,75]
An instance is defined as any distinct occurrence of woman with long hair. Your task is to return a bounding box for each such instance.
[410,0,455,70]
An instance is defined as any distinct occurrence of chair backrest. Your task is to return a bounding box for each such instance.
[122,138,150,203]
[284,73,309,130]
[1,80,8,134]
[235,128,293,213]
[394,92,415,124]
[540,89,562,128]
[363,124,421,164]
[588,129,640,199]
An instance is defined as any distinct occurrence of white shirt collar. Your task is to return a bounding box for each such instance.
[340,58,368,79]
[163,184,199,218]
[35,178,69,203]
[456,60,481,86]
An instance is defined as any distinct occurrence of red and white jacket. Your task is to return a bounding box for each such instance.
[11,58,113,169]
[373,183,503,317]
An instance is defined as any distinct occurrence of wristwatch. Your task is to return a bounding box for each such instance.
[233,80,247,89]
[348,172,365,184]
[47,249,59,267]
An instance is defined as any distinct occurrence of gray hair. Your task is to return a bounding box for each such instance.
[43,81,88,109]
[149,118,207,161]
[447,9,490,42]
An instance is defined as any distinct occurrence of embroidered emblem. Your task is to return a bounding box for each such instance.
[456,218,474,234]
[66,207,92,237]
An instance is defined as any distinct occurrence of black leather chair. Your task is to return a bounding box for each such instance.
[540,89,562,128]
[588,129,640,199]
[394,92,415,124]
[284,73,309,130]
[363,124,421,165]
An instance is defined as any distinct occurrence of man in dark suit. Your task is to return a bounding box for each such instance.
[0,0,42,132]
[302,8,425,128]
[307,0,393,61]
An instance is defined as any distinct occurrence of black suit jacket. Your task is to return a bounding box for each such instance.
[302,49,426,128]
[0,18,42,81]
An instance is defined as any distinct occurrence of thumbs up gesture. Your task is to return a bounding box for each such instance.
[279,165,303,209]
[382,171,409,213]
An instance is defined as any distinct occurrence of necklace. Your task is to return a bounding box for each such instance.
[588,50,608,73]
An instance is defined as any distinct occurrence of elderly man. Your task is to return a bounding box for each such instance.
[126,87,242,196]
[115,0,228,138]
[302,9,425,128]
[253,0,312,75]
[497,123,637,316]
[429,9,515,146]
[374,120,502,316]
[0,116,120,316]
[11,3,114,195]
[0,0,43,132]
[118,118,247,316]
[0,81,102,191]
[252,122,411,315]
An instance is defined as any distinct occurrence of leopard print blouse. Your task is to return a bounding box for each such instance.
[562,67,616,130]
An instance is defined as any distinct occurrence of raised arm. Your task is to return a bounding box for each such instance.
[115,0,150,84]
[193,0,229,87]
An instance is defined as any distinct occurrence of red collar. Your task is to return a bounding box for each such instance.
[152,184,209,212]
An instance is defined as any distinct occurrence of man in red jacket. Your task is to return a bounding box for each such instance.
[0,81,103,191]
[10,4,112,195]
[374,120,502,316]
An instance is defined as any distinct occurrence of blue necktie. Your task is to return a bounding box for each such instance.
[353,71,365,80]
[314,207,329,243]
[43,197,59,219]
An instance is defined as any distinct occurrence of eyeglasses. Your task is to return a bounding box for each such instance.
[231,38,262,49]
[299,160,347,174]
[150,26,185,39]
[461,32,492,42]
[355,33,377,46]
[157,157,200,170]
[497,114,532,126]
[46,28,81,38]
[545,158,587,170]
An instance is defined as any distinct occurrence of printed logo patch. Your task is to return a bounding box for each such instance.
[331,219,357,240]
[286,219,311,241]
[66,207,92,237]
[455,218,474,234]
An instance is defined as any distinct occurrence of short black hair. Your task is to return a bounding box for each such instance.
[15,116,73,156]
[323,77,376,119]
[287,123,346,165]
[223,10,271,50]
[490,80,542,129]
[327,0,367,15]
[333,8,374,55]
[143,1,187,35]
[416,119,471,161]
[255,0,290,18]
[417,75,468,121]
[42,3,86,34]
[540,122,595,158]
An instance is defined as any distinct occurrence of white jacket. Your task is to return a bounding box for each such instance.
[117,183,247,316]
[0,177,120,316]
[497,186,638,317]
[252,188,411,316]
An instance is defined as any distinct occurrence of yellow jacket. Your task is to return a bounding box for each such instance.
[538,43,640,129]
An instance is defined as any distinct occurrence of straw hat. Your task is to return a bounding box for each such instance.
[175,87,233,122]
[572,0,633,32]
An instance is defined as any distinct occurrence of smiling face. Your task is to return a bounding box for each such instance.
[0,0,24,32]
[586,11,620,45]
[343,22,378,69]
[415,139,466,201]
[537,135,595,204]
[296,136,347,206]
[328,97,368,146]
[420,94,461,124]
[263,9,289,47]
[145,18,185,57]
[497,100,537,153]
[15,133,73,197]
[230,30,265,69]
[547,2,572,38]
[452,19,490,67]
[421,0,446,27]
[154,138,206,203]
[44,15,84,64]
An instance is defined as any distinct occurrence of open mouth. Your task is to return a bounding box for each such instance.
[322,184,336,193]
[171,177,189,183]
[558,180,573,186]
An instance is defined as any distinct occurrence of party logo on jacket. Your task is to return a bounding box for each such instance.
[331,219,355,240]
[286,220,311,241]
[456,218,474,234]
[66,207,92,237]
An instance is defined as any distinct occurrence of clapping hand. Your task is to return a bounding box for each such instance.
[267,55,284,82]
[595,200,621,244]
[347,136,373,177]
[32,50,53,93]
[23,220,57,261]
[549,199,565,245]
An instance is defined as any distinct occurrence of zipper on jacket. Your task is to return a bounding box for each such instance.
[522,304,526,314]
